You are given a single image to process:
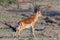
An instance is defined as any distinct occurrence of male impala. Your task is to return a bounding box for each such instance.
[16,9,43,37]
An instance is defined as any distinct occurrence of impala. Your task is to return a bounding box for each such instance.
[16,9,43,37]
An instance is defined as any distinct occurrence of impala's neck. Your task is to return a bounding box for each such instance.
[34,12,39,22]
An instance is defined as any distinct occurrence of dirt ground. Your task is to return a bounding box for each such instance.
[0,1,60,40]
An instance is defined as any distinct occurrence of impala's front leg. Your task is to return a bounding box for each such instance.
[17,26,25,37]
[31,24,35,37]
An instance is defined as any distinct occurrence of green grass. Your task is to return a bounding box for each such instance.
[18,37,58,40]
[0,29,12,33]
[0,13,23,21]
[27,37,34,40]
[19,38,24,40]
[0,29,58,40]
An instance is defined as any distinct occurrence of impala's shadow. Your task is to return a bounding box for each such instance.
[1,20,17,32]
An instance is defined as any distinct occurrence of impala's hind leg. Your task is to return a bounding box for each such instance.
[16,25,25,37]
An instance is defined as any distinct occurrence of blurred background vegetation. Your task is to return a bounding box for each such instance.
[0,0,60,10]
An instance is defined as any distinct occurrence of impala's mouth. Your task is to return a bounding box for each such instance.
[40,15,44,18]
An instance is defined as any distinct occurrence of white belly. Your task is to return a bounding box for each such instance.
[16,24,31,30]
[26,24,31,28]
